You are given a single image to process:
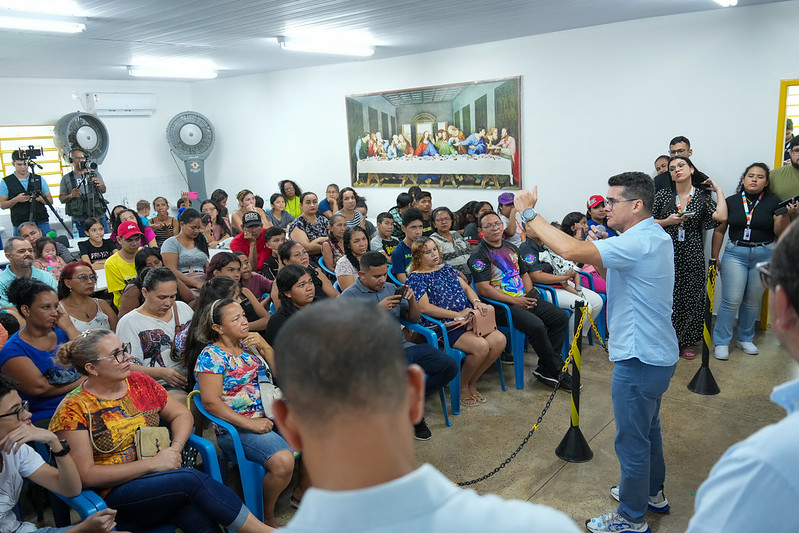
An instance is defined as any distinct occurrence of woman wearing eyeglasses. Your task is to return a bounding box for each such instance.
[49,330,275,533]
[0,278,82,424]
[115,267,193,402]
[0,373,125,533]
[710,163,797,360]
[653,156,727,360]
[58,261,118,333]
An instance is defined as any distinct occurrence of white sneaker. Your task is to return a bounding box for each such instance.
[611,486,670,513]
[586,511,649,533]
[714,345,729,360]
[736,341,759,355]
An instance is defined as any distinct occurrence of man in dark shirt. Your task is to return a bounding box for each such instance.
[391,208,425,283]
[413,191,435,237]
[341,252,458,440]
[469,212,573,390]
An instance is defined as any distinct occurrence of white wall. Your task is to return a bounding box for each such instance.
[190,0,799,221]
[0,77,193,233]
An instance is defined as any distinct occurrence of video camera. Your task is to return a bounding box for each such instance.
[14,145,44,160]
[79,160,98,171]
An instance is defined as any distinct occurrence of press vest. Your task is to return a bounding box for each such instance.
[3,174,47,227]
[63,171,108,220]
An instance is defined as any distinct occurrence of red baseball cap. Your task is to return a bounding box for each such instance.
[117,220,143,239]
[586,195,605,209]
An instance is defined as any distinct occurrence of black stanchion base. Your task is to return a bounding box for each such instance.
[555,426,593,463]
[687,366,720,395]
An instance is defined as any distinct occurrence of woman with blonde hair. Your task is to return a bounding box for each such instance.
[406,237,505,406]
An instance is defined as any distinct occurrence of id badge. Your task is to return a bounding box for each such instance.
[678,228,686,242]
[743,228,751,241]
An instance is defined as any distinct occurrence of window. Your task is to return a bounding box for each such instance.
[775,80,799,167]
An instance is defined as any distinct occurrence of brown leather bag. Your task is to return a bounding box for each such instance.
[469,306,497,337]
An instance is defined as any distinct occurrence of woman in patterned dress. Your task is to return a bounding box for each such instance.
[653,156,727,359]
[406,237,505,407]
[193,298,294,528]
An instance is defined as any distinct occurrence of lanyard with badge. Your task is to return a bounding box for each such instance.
[675,188,693,242]
[741,191,763,241]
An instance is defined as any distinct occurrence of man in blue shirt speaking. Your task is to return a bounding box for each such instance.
[514,171,679,533]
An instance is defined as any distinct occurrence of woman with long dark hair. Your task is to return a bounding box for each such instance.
[264,193,295,230]
[263,265,315,345]
[200,199,232,248]
[279,180,302,219]
[321,213,347,271]
[161,208,210,292]
[654,156,727,359]
[115,267,193,401]
[334,226,369,291]
[118,248,197,318]
[210,188,230,218]
[335,187,365,229]
[711,163,796,359]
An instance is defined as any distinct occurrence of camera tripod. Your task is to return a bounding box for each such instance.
[26,162,72,235]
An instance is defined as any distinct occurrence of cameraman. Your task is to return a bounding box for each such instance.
[0,150,52,236]
[59,148,108,236]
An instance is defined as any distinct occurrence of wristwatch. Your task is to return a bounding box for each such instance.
[50,439,70,457]
[520,207,537,223]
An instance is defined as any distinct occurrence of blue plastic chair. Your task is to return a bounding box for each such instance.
[34,433,223,533]
[317,255,336,281]
[471,281,527,389]
[188,388,299,522]
[533,284,576,360]
[401,319,456,426]
[332,280,341,292]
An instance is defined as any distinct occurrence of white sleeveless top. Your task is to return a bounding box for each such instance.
[69,299,111,332]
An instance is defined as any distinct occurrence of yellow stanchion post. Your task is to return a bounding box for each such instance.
[555,301,593,463]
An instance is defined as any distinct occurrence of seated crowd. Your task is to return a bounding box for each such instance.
[1,132,798,532]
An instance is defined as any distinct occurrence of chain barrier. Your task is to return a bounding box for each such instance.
[456,305,602,486]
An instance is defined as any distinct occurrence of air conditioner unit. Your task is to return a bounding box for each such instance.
[90,92,157,116]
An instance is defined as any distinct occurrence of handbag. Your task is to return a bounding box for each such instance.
[134,426,172,459]
[469,305,497,337]
[249,347,283,420]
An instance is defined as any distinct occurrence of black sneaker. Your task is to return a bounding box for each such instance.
[414,418,432,441]
[500,352,515,365]
[532,368,559,388]
[558,372,574,392]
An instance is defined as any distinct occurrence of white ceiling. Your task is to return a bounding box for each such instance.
[0,0,787,81]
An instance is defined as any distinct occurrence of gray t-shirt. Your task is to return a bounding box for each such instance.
[160,236,209,273]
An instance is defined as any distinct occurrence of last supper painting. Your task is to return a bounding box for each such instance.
[346,76,521,189]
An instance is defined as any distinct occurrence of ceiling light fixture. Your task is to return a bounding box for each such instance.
[277,35,375,57]
[0,0,84,16]
[127,59,218,80]
[0,13,85,33]
[713,0,738,6]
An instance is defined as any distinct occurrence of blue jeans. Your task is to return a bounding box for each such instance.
[713,241,774,346]
[217,426,291,466]
[612,358,676,523]
[104,468,249,532]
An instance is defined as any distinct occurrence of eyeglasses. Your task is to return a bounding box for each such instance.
[669,148,688,156]
[434,217,451,223]
[482,222,504,230]
[92,342,131,364]
[0,400,28,421]
[72,274,98,283]
[757,261,772,289]
[605,198,638,209]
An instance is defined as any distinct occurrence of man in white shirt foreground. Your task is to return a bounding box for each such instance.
[686,219,799,532]
[271,299,580,533]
